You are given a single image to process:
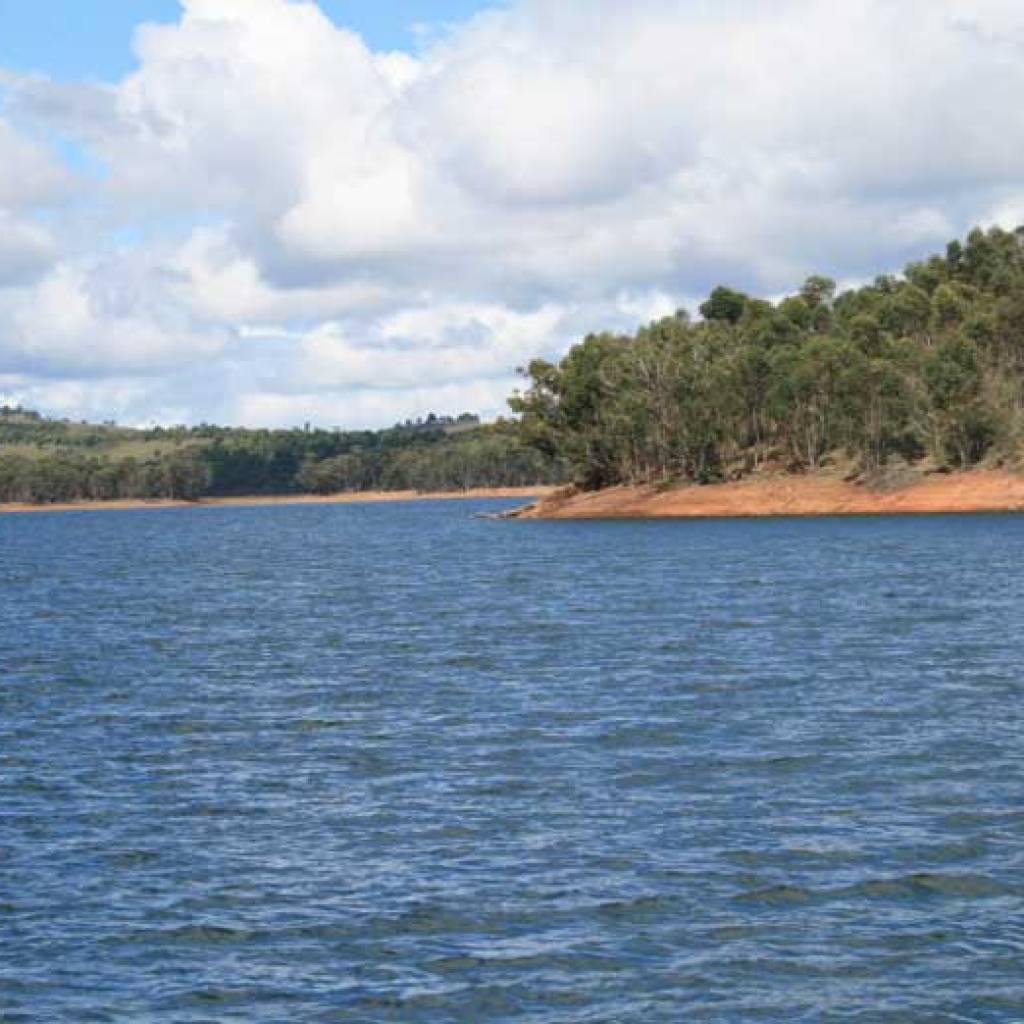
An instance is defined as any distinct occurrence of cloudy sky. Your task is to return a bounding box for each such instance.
[1,0,1023,428]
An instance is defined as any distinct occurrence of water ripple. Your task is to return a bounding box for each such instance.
[1,504,1023,1021]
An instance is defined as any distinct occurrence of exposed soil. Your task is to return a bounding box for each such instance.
[514,471,1024,519]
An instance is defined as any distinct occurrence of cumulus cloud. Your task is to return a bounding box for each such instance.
[5,0,1024,426]
[0,212,57,286]
[0,115,71,208]
[0,255,226,376]
[0,115,67,286]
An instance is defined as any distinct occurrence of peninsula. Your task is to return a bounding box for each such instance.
[508,226,1024,519]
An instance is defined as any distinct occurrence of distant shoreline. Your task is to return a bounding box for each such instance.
[0,486,558,515]
[512,470,1024,519]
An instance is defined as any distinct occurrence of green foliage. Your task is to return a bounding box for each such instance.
[511,226,1024,487]
[800,275,837,309]
[0,412,567,504]
[699,286,749,324]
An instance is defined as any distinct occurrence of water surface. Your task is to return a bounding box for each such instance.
[2,501,1023,1021]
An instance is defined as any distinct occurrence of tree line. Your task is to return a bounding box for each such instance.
[511,226,1024,488]
[0,415,566,504]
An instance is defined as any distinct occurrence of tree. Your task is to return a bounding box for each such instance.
[699,286,748,324]
[800,275,836,309]
[923,336,993,466]
[509,226,1024,488]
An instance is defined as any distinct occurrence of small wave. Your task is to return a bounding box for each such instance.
[735,884,815,905]
[596,894,674,919]
[707,924,762,941]
[430,949,625,977]
[107,849,160,868]
[737,872,1011,908]
[848,872,1011,900]
[289,717,350,732]
[179,985,300,1006]
[397,903,478,935]
[131,923,256,944]
[7,775,67,796]
[597,726,684,749]
[428,954,484,973]
[766,753,821,768]
[186,988,246,1004]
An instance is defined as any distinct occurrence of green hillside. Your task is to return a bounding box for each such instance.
[0,411,566,504]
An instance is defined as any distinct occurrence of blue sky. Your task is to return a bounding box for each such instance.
[0,0,499,78]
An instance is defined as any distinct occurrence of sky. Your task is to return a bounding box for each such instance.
[0,1,501,77]
[1,0,1024,429]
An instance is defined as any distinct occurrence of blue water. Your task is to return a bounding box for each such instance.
[1,500,1023,1022]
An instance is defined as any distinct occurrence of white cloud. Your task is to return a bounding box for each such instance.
[170,227,396,321]
[290,303,564,390]
[0,115,68,285]
[5,0,1024,425]
[0,212,57,286]
[0,115,71,208]
[0,258,225,376]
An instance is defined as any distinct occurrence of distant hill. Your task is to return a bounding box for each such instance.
[0,410,566,504]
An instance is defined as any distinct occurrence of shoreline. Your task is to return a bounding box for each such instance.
[10,471,1024,519]
[513,470,1024,520]
[0,486,558,515]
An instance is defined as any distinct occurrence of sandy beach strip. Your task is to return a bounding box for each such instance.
[0,486,559,515]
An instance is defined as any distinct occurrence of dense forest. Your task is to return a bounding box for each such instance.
[511,226,1024,489]
[0,411,566,504]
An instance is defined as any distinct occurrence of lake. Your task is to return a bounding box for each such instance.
[1,500,1023,1022]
